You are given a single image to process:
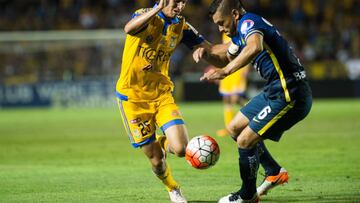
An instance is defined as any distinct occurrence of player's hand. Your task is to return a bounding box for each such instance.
[192,47,208,63]
[156,0,168,10]
[200,68,227,81]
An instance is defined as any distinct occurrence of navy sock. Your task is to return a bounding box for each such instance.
[257,141,281,176]
[238,147,259,200]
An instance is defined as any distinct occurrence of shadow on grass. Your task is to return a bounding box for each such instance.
[189,194,360,203]
[260,193,360,202]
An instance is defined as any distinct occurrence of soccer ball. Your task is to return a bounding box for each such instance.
[185,135,220,169]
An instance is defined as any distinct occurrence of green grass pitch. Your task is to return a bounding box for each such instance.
[1,99,360,202]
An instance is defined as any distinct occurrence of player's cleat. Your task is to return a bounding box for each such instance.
[216,128,229,137]
[218,191,259,203]
[257,167,289,196]
[168,188,187,203]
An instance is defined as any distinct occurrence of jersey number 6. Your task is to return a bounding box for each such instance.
[258,106,271,120]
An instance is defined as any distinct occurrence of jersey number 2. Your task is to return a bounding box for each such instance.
[138,121,151,137]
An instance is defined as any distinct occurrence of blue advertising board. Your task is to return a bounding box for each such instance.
[0,80,116,108]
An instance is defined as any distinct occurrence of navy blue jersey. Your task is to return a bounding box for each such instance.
[231,13,310,102]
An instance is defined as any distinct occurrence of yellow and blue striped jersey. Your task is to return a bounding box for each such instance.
[116,8,204,101]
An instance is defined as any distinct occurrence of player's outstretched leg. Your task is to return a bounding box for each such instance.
[155,164,187,203]
[219,126,262,203]
[258,141,282,176]
[160,124,188,202]
[142,141,187,203]
[218,147,260,203]
[257,141,289,196]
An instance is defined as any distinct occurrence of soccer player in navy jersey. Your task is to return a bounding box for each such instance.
[192,0,312,202]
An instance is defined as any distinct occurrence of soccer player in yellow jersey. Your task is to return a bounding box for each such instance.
[115,0,221,202]
[217,32,250,137]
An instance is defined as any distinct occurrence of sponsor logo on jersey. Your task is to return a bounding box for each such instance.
[241,19,255,34]
[130,118,141,124]
[138,45,171,62]
[171,110,181,117]
[253,117,260,123]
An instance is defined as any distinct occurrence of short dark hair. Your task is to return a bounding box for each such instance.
[209,0,222,16]
[209,0,244,17]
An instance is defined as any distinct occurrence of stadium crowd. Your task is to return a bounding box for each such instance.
[0,0,359,83]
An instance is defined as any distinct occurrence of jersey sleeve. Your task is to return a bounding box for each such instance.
[227,42,241,57]
[239,14,270,41]
[131,8,152,19]
[129,8,153,35]
[180,22,205,49]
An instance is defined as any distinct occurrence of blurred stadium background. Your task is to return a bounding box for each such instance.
[0,0,359,107]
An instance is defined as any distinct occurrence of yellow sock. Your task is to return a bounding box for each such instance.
[162,137,169,153]
[155,164,179,191]
[224,106,234,126]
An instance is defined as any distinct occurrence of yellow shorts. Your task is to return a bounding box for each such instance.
[116,92,184,148]
[219,66,249,96]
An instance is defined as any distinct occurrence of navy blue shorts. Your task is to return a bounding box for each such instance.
[240,91,312,141]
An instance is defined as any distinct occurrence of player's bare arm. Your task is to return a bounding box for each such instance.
[124,0,167,35]
[193,41,241,67]
[200,33,263,81]
[193,41,231,67]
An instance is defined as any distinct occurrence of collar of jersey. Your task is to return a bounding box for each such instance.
[153,4,180,24]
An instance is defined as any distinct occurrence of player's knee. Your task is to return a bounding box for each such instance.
[146,150,165,169]
[170,138,188,157]
[226,125,235,135]
[227,124,241,137]
[173,146,186,157]
[226,126,238,141]
[237,136,253,149]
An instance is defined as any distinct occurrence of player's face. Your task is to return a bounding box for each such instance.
[163,0,187,18]
[212,9,238,37]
